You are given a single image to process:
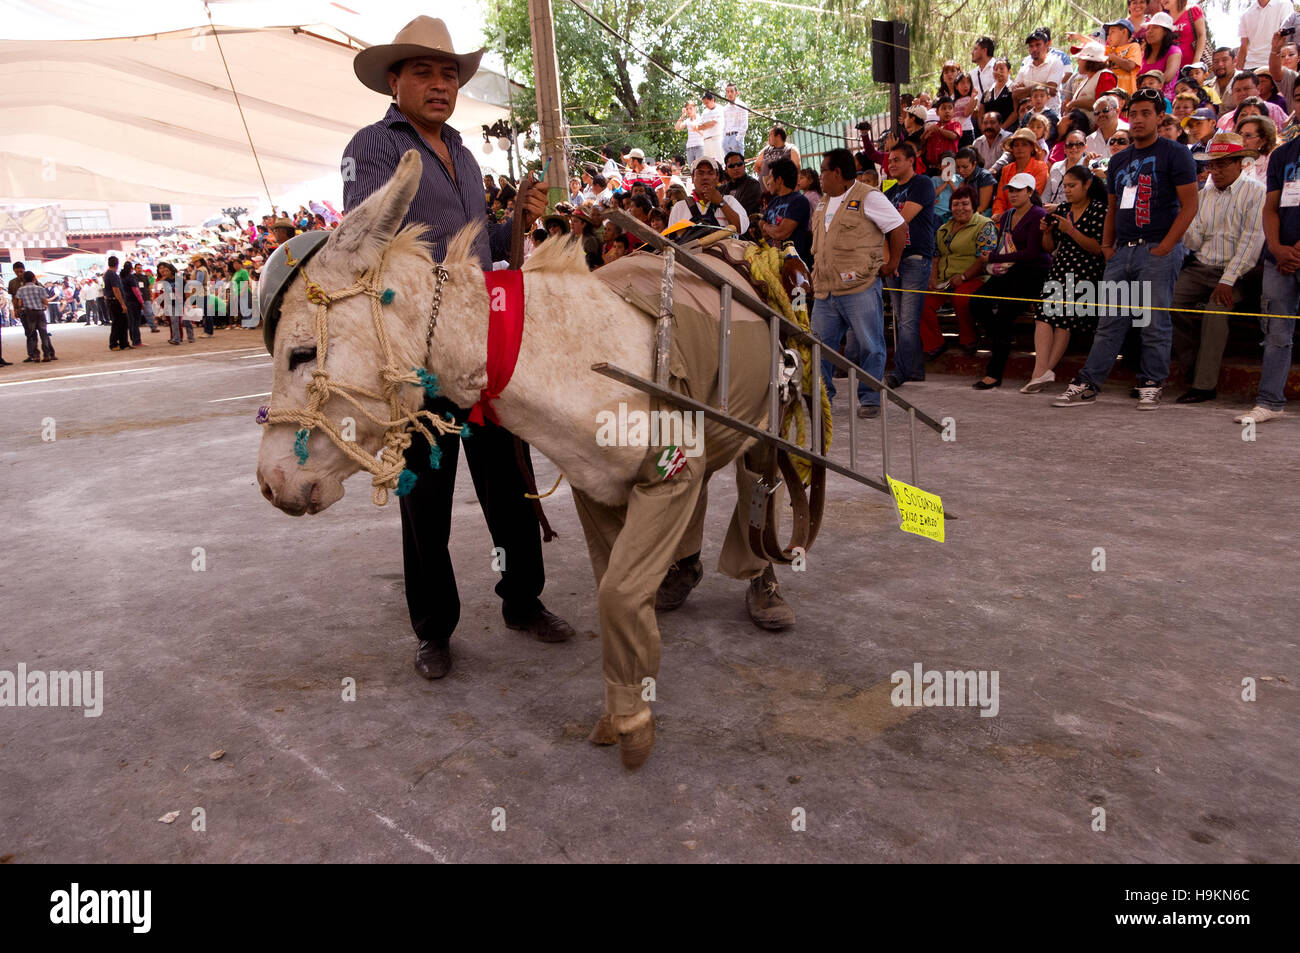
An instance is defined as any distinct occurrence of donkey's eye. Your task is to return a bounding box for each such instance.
[288,346,317,372]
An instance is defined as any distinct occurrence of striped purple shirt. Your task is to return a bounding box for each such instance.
[343,104,510,269]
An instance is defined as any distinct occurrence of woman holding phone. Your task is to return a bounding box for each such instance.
[1022,166,1107,393]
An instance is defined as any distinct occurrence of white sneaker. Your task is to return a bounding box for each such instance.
[1135,385,1162,410]
[1020,370,1056,394]
[1233,406,1285,424]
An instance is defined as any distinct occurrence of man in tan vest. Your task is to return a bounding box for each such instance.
[810,148,907,419]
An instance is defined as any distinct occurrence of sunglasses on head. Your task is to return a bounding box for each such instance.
[1131,88,1165,108]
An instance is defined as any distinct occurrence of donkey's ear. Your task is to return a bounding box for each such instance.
[322,149,422,269]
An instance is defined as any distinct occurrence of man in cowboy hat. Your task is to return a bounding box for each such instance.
[343,16,572,681]
[270,216,296,246]
[1170,133,1266,404]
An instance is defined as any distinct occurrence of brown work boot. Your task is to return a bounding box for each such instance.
[613,709,655,770]
[587,712,618,746]
[746,564,795,630]
[655,553,703,611]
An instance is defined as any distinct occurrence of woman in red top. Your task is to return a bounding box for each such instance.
[1163,0,1207,72]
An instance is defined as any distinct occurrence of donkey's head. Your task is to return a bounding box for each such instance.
[256,149,433,515]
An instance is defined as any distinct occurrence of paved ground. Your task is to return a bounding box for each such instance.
[1,332,1296,863]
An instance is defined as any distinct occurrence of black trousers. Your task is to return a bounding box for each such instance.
[973,266,1047,381]
[107,302,130,349]
[126,304,142,346]
[399,395,545,645]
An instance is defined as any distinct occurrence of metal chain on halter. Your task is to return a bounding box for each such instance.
[426,262,447,351]
[261,247,464,506]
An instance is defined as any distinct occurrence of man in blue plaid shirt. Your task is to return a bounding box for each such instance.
[14,272,57,363]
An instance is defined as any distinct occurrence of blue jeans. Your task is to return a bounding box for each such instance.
[722,133,744,158]
[812,282,886,407]
[884,256,930,382]
[686,145,703,166]
[1077,243,1184,389]
[1257,263,1298,410]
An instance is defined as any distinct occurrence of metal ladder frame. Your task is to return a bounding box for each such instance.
[596,209,951,506]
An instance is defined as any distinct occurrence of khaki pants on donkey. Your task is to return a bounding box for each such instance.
[571,295,771,768]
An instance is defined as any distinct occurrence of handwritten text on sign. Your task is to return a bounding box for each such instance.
[887,476,945,542]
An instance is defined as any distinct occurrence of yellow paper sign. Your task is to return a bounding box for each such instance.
[887,476,945,542]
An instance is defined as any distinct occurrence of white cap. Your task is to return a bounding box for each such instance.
[1077,41,1108,63]
[1146,11,1175,31]
[1007,172,1037,190]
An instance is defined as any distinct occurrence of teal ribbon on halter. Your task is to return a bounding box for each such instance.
[413,367,440,398]
[394,468,418,496]
[294,428,310,464]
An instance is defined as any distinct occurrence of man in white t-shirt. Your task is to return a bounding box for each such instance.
[667,157,749,234]
[722,82,749,158]
[1238,0,1296,70]
[1014,28,1066,112]
[697,91,725,162]
[674,100,704,166]
[970,35,997,100]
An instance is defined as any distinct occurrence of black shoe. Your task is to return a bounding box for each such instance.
[856,404,880,419]
[414,639,451,680]
[22,357,37,363]
[960,343,979,356]
[655,553,704,611]
[1175,387,1217,404]
[884,373,902,390]
[972,377,1001,390]
[503,606,574,643]
[0,359,11,366]
[924,342,949,361]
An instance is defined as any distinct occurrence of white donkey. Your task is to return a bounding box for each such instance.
[257,149,773,769]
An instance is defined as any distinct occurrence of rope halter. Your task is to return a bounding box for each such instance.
[260,244,465,506]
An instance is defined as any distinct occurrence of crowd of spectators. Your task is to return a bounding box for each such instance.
[513,1,1299,424]
[1,202,342,367]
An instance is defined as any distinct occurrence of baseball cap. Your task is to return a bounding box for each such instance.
[1181,106,1217,129]
[1103,18,1134,35]
[1146,11,1175,31]
[906,104,929,122]
[1007,172,1037,190]
[625,148,646,160]
[690,156,722,175]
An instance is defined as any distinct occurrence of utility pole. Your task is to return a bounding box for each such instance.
[527,0,569,211]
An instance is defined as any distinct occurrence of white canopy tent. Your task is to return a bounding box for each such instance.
[0,0,519,214]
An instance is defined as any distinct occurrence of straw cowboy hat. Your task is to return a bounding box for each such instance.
[1002,127,1045,157]
[1194,132,1259,162]
[353,16,485,95]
